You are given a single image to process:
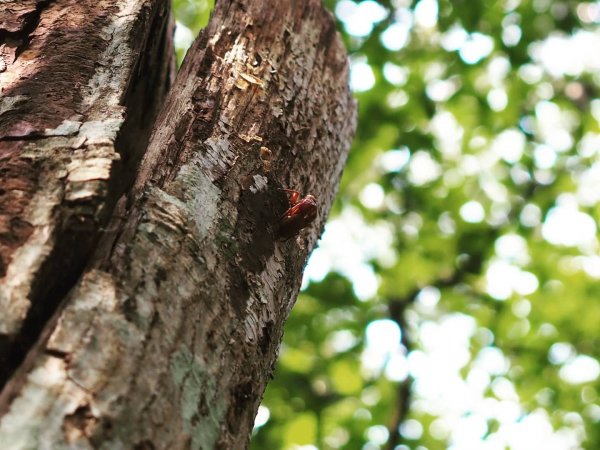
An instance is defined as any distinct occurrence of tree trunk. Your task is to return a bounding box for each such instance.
[0,0,356,448]
[0,0,175,385]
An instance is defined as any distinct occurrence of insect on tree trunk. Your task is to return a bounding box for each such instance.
[0,0,356,448]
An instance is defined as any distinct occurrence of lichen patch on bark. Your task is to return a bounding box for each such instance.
[170,346,227,450]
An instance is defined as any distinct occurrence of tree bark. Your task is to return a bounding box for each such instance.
[0,0,356,449]
[0,0,175,385]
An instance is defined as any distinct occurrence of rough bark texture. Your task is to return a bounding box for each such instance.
[0,0,174,386]
[0,0,356,449]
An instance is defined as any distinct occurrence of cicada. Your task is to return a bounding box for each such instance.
[278,188,318,239]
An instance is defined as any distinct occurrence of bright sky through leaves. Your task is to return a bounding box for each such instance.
[170,0,600,449]
[296,0,600,449]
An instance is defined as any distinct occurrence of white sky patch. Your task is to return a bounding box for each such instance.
[502,23,522,47]
[548,342,576,365]
[450,414,489,447]
[512,299,531,318]
[408,151,442,185]
[510,165,531,186]
[518,63,544,84]
[359,183,385,209]
[475,347,509,376]
[415,315,476,377]
[519,115,536,135]
[459,33,494,64]
[345,19,373,39]
[334,0,357,22]
[534,101,575,152]
[487,56,511,86]
[356,0,388,22]
[485,260,539,300]
[303,207,395,299]
[487,88,508,111]
[520,203,542,227]
[447,405,582,450]
[400,419,423,440]
[336,0,388,37]
[495,234,530,265]
[377,147,411,172]
[493,201,515,227]
[328,329,359,354]
[490,128,526,164]
[427,77,461,102]
[577,2,600,23]
[536,81,555,100]
[424,61,446,82]
[559,355,600,384]
[415,286,441,313]
[409,315,476,418]
[491,378,518,402]
[366,319,401,351]
[438,212,456,235]
[441,25,468,51]
[481,176,509,204]
[414,0,438,28]
[386,89,410,108]
[443,167,464,189]
[466,367,490,396]
[571,255,600,278]
[459,155,481,176]
[531,30,600,78]
[402,211,423,237]
[367,425,390,445]
[592,99,600,125]
[174,22,194,53]
[430,111,464,158]
[460,201,485,223]
[542,204,597,247]
[578,132,600,158]
[362,319,408,381]
[576,161,600,206]
[499,409,581,450]
[534,170,555,186]
[351,264,377,300]
[381,21,412,51]
[384,349,410,381]
[253,405,270,429]
[383,62,410,85]
[350,59,376,92]
[533,144,557,169]
[405,313,585,448]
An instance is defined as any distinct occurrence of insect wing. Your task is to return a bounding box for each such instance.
[282,188,301,206]
[279,213,305,239]
[278,196,318,239]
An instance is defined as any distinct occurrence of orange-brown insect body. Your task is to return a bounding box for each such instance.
[279,189,318,239]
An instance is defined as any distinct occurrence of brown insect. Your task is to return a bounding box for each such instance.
[278,188,318,239]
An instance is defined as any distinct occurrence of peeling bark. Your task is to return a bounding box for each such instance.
[0,0,174,386]
[0,0,356,449]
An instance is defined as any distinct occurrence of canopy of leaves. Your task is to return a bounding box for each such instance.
[173,1,600,449]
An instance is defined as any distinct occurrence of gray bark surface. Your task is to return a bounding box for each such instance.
[0,0,174,386]
[0,0,356,449]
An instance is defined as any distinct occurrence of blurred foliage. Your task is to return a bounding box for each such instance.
[173,0,214,64]
[173,0,600,449]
